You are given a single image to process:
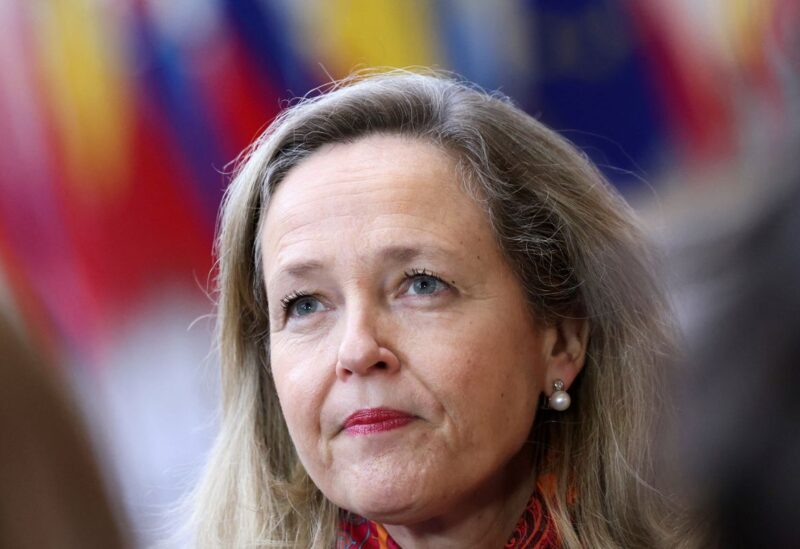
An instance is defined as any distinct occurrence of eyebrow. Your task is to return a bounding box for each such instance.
[378,245,426,264]
[278,259,325,279]
[270,245,446,284]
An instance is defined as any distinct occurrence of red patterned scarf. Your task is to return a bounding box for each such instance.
[336,488,559,548]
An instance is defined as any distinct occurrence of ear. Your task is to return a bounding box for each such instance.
[541,318,589,395]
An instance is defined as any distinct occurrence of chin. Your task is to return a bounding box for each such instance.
[351,500,418,524]
[333,473,439,524]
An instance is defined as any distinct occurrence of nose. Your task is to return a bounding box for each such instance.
[336,307,400,380]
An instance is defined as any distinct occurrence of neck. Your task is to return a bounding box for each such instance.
[382,449,538,549]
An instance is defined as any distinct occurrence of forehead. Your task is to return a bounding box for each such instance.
[260,135,494,270]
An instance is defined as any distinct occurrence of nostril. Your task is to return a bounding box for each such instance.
[374,361,388,370]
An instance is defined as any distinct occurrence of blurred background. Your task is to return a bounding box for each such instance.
[1,0,798,546]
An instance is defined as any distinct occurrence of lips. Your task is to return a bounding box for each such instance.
[342,408,415,435]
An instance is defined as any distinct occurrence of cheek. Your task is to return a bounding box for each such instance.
[446,347,538,436]
[406,311,542,437]
[270,335,336,459]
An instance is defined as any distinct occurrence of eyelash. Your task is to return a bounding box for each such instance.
[280,290,313,313]
[403,267,445,284]
[278,268,450,315]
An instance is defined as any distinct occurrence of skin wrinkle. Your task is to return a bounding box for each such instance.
[259,135,587,548]
[191,73,682,549]
[267,230,478,313]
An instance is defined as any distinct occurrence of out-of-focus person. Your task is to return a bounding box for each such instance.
[0,314,127,549]
[662,141,800,548]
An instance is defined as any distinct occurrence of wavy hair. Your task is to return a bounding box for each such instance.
[189,70,684,548]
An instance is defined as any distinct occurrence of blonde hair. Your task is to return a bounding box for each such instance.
[190,70,684,548]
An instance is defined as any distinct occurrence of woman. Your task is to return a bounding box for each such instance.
[190,71,683,548]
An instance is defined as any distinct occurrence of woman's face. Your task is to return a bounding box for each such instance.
[261,135,556,523]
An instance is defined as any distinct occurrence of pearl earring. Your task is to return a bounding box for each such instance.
[548,379,571,411]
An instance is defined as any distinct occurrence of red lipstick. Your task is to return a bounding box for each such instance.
[342,408,415,435]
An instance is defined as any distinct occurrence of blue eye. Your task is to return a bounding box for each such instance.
[292,296,321,317]
[410,275,441,295]
[280,292,325,319]
[404,269,449,297]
